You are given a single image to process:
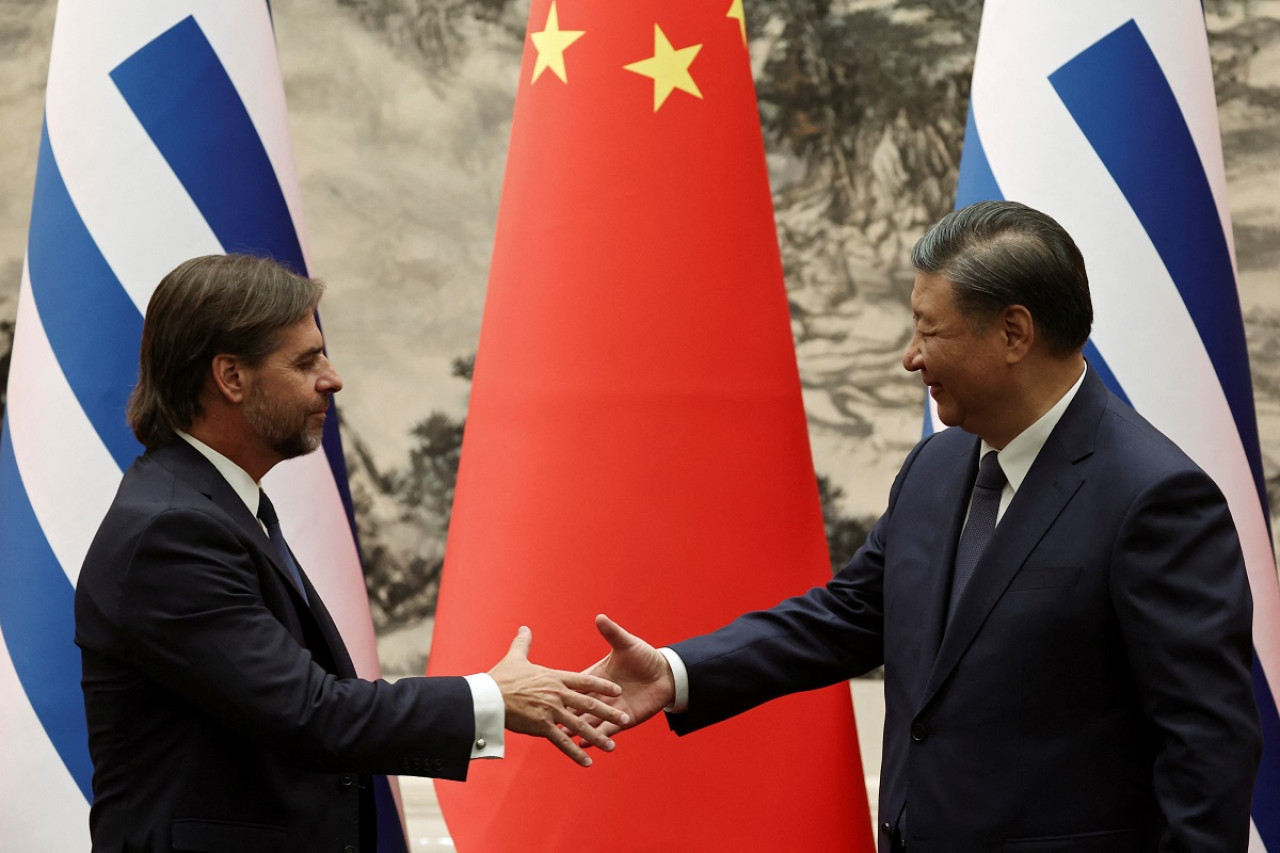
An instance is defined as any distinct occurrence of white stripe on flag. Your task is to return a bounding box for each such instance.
[7,264,121,586]
[0,628,88,848]
[45,2,224,307]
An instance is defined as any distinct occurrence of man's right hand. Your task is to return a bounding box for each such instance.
[487,626,628,767]
[578,613,676,739]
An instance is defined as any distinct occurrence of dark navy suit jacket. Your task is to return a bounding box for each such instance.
[75,440,474,852]
[669,368,1260,852]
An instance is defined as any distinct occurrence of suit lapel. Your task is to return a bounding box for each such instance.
[148,442,357,677]
[920,368,1105,706]
[915,435,980,664]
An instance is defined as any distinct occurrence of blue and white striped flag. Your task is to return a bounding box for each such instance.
[945,2,1280,848]
[0,3,407,849]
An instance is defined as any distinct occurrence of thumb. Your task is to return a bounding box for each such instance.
[595,613,637,652]
[505,625,532,661]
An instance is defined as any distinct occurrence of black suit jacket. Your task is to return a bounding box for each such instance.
[75,441,474,852]
[669,368,1260,851]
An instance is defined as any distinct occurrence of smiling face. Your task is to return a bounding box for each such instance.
[242,315,342,464]
[902,272,1013,442]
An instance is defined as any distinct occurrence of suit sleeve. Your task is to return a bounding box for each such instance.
[664,439,930,735]
[107,505,476,780]
[1110,468,1261,850]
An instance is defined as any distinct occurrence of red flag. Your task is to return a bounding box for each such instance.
[429,0,874,849]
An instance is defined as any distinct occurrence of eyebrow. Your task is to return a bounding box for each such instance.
[292,345,325,362]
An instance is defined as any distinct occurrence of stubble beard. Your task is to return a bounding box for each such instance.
[244,388,325,461]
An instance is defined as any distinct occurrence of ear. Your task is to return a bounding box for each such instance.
[209,353,248,404]
[1001,304,1035,363]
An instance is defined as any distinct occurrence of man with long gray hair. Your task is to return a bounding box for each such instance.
[75,253,626,852]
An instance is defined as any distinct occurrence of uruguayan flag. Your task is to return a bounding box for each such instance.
[947,2,1280,848]
[0,3,405,849]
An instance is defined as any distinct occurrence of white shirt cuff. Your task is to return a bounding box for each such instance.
[464,673,505,759]
[657,647,689,713]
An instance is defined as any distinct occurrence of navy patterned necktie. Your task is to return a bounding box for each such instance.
[257,490,309,603]
[948,450,1005,623]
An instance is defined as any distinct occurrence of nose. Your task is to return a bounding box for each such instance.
[902,334,922,373]
[319,356,343,394]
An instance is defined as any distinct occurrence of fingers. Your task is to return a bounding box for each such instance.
[548,722,598,767]
[523,695,621,767]
[560,669,622,698]
[562,688,629,727]
[504,625,532,661]
[552,703,618,755]
[576,718,624,745]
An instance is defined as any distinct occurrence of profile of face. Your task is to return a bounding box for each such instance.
[901,272,1011,441]
[242,315,343,462]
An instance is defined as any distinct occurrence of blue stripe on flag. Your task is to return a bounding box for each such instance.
[111,15,365,553]
[955,103,1003,208]
[0,415,93,800]
[1049,19,1268,511]
[954,98,1132,411]
[373,775,410,853]
[110,15,306,272]
[26,124,144,470]
[1082,340,1131,407]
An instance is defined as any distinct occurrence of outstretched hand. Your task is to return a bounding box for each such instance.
[488,626,629,767]
[579,614,676,740]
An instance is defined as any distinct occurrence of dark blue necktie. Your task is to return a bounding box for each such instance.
[257,490,308,603]
[948,450,1005,622]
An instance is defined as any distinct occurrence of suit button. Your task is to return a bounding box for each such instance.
[910,722,928,742]
[339,772,355,787]
[881,822,894,834]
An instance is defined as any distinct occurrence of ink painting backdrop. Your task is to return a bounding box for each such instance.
[3,0,1280,676]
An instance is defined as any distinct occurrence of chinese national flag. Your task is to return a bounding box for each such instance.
[428,0,875,849]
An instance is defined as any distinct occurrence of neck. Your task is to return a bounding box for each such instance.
[984,354,1085,449]
[186,416,279,483]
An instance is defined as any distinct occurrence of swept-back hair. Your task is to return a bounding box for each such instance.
[127,254,324,449]
[911,200,1093,356]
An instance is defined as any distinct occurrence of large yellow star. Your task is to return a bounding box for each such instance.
[727,0,747,47]
[624,25,703,112]
[530,2,584,84]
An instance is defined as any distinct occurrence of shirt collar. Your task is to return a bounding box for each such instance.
[177,431,262,517]
[980,365,1087,497]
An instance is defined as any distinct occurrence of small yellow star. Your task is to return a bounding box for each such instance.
[727,0,747,46]
[530,1,584,84]
[624,24,703,112]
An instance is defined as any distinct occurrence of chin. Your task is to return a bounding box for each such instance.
[933,406,960,428]
[276,431,324,461]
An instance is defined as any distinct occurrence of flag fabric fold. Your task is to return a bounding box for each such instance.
[0,3,405,849]
[428,1,873,850]
[949,3,1279,848]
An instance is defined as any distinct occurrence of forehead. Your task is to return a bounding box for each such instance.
[269,315,323,358]
[910,272,957,315]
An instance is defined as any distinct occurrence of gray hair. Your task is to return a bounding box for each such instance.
[911,200,1092,356]
[127,254,324,448]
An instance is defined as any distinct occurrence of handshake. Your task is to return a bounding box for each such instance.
[486,614,672,766]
